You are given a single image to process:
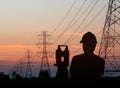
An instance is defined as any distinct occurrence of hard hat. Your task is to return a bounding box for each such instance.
[80,32,97,43]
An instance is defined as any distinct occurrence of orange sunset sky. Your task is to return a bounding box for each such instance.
[0,0,110,76]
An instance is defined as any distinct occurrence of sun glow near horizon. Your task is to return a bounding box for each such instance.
[0,0,110,75]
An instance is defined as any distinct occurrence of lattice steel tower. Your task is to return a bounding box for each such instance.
[99,0,120,72]
[25,50,32,78]
[37,31,51,76]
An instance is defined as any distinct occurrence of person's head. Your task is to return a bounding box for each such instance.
[80,32,97,53]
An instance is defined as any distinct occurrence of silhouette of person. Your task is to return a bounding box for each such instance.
[70,32,105,80]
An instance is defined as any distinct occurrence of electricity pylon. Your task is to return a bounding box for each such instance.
[37,31,52,77]
[99,0,120,72]
[25,50,32,78]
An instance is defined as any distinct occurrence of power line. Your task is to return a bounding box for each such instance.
[52,0,88,44]
[65,1,108,45]
[51,0,77,34]
[68,0,95,31]
[70,48,81,55]
[64,0,99,44]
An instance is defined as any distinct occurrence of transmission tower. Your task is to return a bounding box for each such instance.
[19,58,24,77]
[99,0,120,72]
[25,50,32,78]
[37,31,52,77]
[9,58,24,79]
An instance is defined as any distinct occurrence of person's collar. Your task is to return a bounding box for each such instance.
[84,51,93,54]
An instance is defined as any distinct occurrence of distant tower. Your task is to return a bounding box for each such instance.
[25,50,32,78]
[37,31,51,77]
[99,0,120,72]
[19,58,24,77]
[9,58,24,79]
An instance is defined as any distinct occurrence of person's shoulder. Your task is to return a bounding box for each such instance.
[71,54,84,62]
[94,54,105,62]
[71,54,84,63]
[73,54,84,59]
